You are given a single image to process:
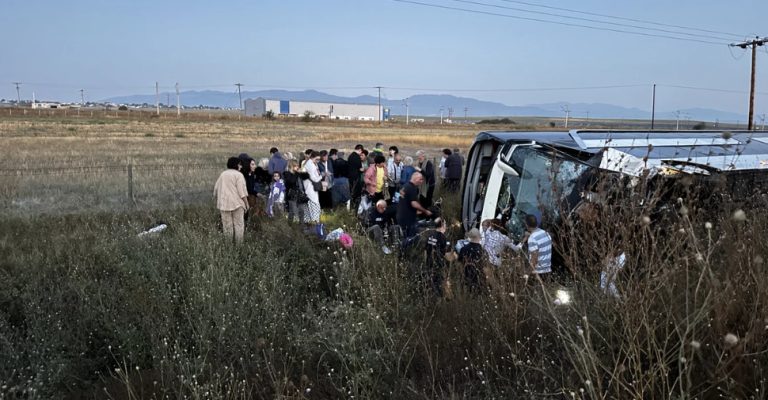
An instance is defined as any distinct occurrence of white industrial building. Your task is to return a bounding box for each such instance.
[244,97,385,121]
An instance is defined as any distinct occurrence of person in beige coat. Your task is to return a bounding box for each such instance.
[214,157,249,243]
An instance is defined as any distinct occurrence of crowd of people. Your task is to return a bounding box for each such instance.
[214,142,561,297]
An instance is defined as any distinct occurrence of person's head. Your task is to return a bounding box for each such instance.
[434,217,446,232]
[524,214,539,231]
[227,157,241,170]
[416,150,426,162]
[248,158,257,172]
[362,149,369,157]
[467,228,481,243]
[287,159,300,171]
[388,145,399,156]
[403,156,414,166]
[453,148,460,155]
[375,199,387,213]
[442,148,452,157]
[320,150,328,161]
[374,155,386,166]
[329,148,338,159]
[375,142,384,149]
[394,153,402,163]
[354,144,364,154]
[304,149,313,157]
[258,158,269,170]
[310,150,321,162]
[337,151,345,159]
[410,171,424,186]
[270,147,279,155]
[284,151,294,161]
[272,172,281,181]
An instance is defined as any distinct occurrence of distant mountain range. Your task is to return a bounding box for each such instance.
[104,89,747,122]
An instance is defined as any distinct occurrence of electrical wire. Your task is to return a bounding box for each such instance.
[658,84,768,95]
[450,0,738,42]
[391,0,730,46]
[495,0,748,40]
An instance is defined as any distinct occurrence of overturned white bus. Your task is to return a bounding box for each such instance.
[461,130,768,240]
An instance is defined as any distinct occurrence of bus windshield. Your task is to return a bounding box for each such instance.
[497,146,591,238]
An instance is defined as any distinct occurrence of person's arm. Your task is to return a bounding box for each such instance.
[410,200,431,216]
[237,175,249,210]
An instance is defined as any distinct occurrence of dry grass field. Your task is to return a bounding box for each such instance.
[0,113,477,215]
[2,112,767,399]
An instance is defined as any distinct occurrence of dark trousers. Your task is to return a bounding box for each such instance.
[350,178,362,210]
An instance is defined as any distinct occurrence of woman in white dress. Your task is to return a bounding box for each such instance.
[302,150,323,224]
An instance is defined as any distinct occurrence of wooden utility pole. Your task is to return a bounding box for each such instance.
[235,83,244,112]
[730,37,766,130]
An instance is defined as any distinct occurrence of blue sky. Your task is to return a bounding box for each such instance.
[1,0,767,115]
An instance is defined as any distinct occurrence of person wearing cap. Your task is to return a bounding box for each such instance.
[214,157,249,243]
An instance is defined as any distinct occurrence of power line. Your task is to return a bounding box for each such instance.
[495,0,747,40]
[391,0,729,46]
[450,0,738,42]
[658,84,768,96]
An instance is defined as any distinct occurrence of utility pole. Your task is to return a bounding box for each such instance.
[403,98,409,125]
[760,114,766,130]
[235,83,244,112]
[155,81,160,115]
[375,86,382,123]
[175,82,180,117]
[79,89,85,105]
[440,107,444,124]
[730,37,767,130]
[675,110,682,131]
[561,105,571,128]
[12,82,21,104]
[651,83,656,129]
[464,107,468,123]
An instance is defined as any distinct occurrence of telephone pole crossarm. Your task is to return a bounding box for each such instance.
[730,36,767,130]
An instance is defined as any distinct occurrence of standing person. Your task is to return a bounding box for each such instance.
[213,157,249,243]
[386,146,399,173]
[267,172,286,217]
[302,151,323,225]
[331,151,351,207]
[400,156,416,189]
[387,153,403,201]
[371,143,385,158]
[423,217,455,296]
[443,148,463,193]
[268,147,287,175]
[415,150,436,207]
[458,228,485,292]
[283,160,307,223]
[347,144,365,211]
[524,214,553,276]
[397,172,433,243]
[364,154,388,203]
[243,158,260,213]
[454,148,464,166]
[318,150,334,209]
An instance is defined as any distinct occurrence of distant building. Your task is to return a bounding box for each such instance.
[31,102,62,109]
[244,97,383,121]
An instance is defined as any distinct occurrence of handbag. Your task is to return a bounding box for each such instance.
[288,188,309,204]
[312,180,324,192]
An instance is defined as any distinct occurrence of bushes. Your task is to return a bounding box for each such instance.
[1,199,768,398]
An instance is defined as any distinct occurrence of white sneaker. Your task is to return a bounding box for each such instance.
[381,245,392,255]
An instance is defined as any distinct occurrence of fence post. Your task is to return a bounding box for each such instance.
[128,161,134,203]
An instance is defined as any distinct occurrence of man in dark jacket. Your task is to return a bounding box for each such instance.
[443,148,463,193]
[268,147,288,175]
[415,150,436,207]
[347,144,365,211]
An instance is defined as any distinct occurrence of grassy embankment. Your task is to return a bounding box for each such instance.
[1,114,767,398]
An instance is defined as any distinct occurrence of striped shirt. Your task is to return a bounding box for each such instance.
[527,228,552,274]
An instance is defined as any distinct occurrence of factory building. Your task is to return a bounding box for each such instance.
[244,97,386,121]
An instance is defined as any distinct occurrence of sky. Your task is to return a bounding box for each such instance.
[1,0,767,116]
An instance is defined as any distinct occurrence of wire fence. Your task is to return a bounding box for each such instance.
[0,162,224,215]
